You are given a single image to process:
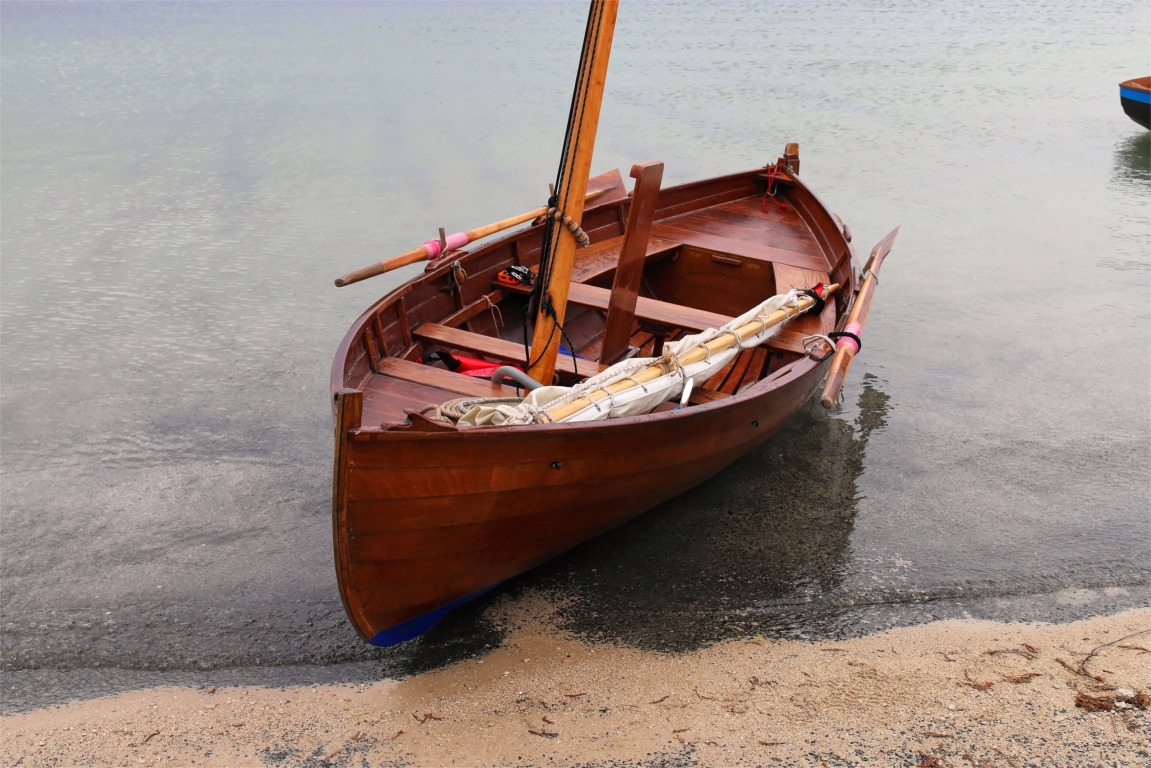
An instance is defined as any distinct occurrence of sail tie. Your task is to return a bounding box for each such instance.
[799,286,826,316]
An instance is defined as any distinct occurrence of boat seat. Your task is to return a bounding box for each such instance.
[570,234,680,284]
[412,323,608,379]
[500,260,732,331]
[650,223,829,273]
[501,235,678,289]
[771,262,836,335]
[524,282,734,332]
[375,357,520,398]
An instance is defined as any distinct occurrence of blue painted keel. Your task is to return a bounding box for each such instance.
[367,587,496,646]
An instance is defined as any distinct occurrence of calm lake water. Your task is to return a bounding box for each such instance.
[2,1,1148,711]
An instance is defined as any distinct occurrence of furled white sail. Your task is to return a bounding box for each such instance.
[457,289,818,426]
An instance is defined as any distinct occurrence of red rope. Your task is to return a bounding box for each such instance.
[761,163,788,213]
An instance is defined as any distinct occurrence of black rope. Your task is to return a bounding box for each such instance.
[523,295,580,380]
[828,330,862,352]
[799,287,826,318]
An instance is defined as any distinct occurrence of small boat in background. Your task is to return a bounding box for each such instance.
[1119,77,1150,129]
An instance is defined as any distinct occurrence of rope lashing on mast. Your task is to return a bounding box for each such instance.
[546,207,591,247]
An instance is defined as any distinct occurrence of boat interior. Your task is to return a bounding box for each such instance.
[335,157,853,429]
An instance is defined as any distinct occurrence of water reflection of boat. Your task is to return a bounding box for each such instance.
[1111,132,1151,187]
[1119,77,1150,130]
[329,0,898,647]
[519,375,891,651]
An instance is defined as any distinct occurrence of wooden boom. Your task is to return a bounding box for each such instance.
[819,226,900,408]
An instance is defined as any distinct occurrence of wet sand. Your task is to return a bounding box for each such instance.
[3,600,1147,768]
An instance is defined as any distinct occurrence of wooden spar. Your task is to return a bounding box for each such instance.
[526,0,619,384]
[599,161,665,364]
[819,226,900,408]
[334,190,607,287]
[335,245,442,288]
[543,284,839,423]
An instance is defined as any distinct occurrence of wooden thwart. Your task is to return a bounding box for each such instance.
[376,357,519,398]
[571,235,680,284]
[566,283,732,332]
[413,323,607,379]
[651,223,828,272]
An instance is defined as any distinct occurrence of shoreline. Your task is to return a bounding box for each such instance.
[3,603,1148,767]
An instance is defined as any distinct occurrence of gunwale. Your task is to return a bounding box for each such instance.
[331,166,852,406]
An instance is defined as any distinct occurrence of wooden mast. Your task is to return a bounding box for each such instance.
[526,0,619,384]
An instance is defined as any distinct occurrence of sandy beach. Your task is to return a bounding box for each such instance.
[3,599,1147,768]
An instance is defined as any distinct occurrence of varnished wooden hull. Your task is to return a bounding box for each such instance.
[332,161,860,644]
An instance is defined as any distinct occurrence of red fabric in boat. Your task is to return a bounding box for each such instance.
[421,350,521,379]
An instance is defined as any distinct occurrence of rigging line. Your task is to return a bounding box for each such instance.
[523,307,580,380]
[536,0,594,313]
[527,0,604,358]
[554,0,600,205]
[560,1,602,207]
[546,1,600,258]
[525,313,558,371]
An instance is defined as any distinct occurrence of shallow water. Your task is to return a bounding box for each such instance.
[2,1,1148,712]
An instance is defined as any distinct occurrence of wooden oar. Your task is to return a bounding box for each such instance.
[544,284,839,423]
[819,226,900,408]
[334,189,607,287]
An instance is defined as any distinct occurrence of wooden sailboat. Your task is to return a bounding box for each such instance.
[330,0,897,645]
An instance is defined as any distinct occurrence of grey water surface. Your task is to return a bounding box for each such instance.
[2,1,1148,713]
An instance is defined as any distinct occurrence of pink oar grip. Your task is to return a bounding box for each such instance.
[422,231,470,261]
[836,321,862,354]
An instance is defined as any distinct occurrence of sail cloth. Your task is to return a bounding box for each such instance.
[457,289,812,426]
